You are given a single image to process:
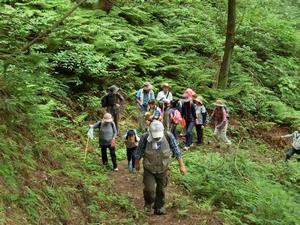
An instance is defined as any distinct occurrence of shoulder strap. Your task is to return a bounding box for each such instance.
[164,131,172,144]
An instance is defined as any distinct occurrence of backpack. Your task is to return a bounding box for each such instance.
[101,95,108,107]
[171,109,183,124]
[107,93,117,106]
[126,129,138,142]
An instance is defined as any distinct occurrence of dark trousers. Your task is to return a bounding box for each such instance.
[170,123,177,139]
[107,107,120,134]
[286,148,300,161]
[143,169,168,210]
[126,147,137,168]
[101,145,117,169]
[186,121,194,147]
[195,124,204,144]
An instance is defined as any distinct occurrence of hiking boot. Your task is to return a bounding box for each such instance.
[144,204,152,213]
[128,162,132,170]
[154,208,167,215]
[113,168,119,172]
[132,168,137,174]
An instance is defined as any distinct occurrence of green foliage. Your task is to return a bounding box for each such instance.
[1,0,300,224]
[173,151,300,225]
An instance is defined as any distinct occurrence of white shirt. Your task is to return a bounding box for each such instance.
[156,91,173,104]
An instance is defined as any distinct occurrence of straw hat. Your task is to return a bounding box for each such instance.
[161,83,170,88]
[102,113,113,123]
[194,97,203,104]
[143,81,153,90]
[213,99,225,107]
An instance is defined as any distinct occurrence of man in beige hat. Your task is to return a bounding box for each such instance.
[135,121,186,215]
[211,100,231,147]
[157,83,173,128]
[136,82,155,131]
[90,113,118,171]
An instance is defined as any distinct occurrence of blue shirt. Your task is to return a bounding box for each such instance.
[136,89,155,106]
[135,132,181,160]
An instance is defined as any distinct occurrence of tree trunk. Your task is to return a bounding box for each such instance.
[217,0,236,89]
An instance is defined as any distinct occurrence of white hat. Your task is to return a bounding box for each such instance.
[102,113,113,123]
[149,121,164,138]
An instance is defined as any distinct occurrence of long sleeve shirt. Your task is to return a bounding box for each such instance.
[282,131,300,150]
[136,89,155,106]
[156,91,173,104]
[211,107,227,128]
[195,105,207,125]
[92,121,117,146]
[135,132,181,160]
[182,102,197,122]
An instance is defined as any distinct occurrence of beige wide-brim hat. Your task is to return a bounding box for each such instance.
[161,83,170,88]
[213,99,225,107]
[102,113,113,123]
[143,81,153,90]
[194,97,204,104]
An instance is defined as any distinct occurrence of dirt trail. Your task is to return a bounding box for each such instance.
[110,160,222,225]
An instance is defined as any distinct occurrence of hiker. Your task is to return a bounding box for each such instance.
[168,100,182,139]
[136,82,155,131]
[157,83,173,128]
[211,100,231,148]
[90,113,118,171]
[135,121,186,215]
[124,129,140,173]
[182,94,197,150]
[176,95,188,137]
[280,125,300,162]
[148,100,162,121]
[101,85,124,134]
[194,97,207,145]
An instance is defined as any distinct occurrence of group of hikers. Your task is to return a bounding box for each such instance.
[88,81,300,216]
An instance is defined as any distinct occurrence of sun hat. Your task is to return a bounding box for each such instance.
[161,83,170,88]
[102,113,113,123]
[108,85,120,94]
[149,120,164,139]
[143,81,153,90]
[213,99,225,107]
[184,88,196,99]
[194,97,203,104]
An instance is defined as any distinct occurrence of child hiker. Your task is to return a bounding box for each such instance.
[280,125,300,162]
[168,100,182,139]
[194,97,207,145]
[124,129,140,173]
[89,113,118,171]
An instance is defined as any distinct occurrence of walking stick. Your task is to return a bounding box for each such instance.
[84,136,90,162]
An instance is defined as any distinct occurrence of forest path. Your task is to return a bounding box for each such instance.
[110,160,222,225]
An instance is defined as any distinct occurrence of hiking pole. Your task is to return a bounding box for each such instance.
[84,136,90,162]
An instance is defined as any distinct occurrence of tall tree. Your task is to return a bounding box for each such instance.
[217,0,236,88]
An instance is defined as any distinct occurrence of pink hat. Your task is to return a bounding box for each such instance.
[184,88,196,99]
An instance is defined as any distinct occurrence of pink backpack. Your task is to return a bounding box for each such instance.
[171,109,183,124]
